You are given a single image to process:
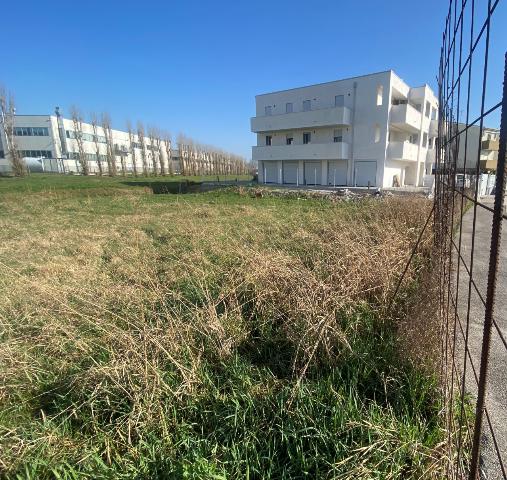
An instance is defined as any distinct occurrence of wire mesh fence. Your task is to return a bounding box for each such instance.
[436,0,507,478]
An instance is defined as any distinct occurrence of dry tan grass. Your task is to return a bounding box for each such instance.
[0,188,436,475]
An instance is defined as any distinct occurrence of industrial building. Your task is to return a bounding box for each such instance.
[0,111,178,175]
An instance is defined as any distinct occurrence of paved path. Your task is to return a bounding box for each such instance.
[455,199,507,479]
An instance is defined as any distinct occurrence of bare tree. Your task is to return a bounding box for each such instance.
[0,87,25,176]
[118,143,127,176]
[101,113,117,176]
[90,113,103,175]
[147,126,159,176]
[163,131,173,176]
[154,129,165,175]
[70,106,89,175]
[127,120,138,176]
[137,121,148,176]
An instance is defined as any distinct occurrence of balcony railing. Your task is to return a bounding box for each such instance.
[429,119,438,137]
[252,142,349,162]
[426,148,436,163]
[387,141,419,162]
[390,104,422,133]
[251,106,351,133]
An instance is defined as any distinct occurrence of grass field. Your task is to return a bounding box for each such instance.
[0,175,443,479]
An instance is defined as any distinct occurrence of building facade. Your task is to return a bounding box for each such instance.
[0,113,178,175]
[456,124,500,173]
[251,70,439,188]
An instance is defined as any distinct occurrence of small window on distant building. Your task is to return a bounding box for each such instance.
[376,85,383,106]
[303,100,311,111]
[286,102,293,113]
[265,106,272,116]
[286,134,293,145]
[374,125,380,143]
[303,132,311,144]
[409,134,419,144]
[431,107,437,120]
[429,137,433,149]
[425,101,431,118]
[333,129,343,143]
[335,95,344,107]
[265,135,272,146]
[423,132,428,148]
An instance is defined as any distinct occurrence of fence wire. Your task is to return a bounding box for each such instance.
[436,0,507,478]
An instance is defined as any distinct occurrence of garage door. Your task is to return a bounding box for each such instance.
[354,161,377,187]
[304,161,322,185]
[264,162,278,183]
[283,162,298,184]
[327,160,347,186]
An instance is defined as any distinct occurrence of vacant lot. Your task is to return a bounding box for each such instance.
[0,175,442,479]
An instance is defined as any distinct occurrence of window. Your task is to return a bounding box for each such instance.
[303,132,311,144]
[431,107,437,120]
[14,126,49,136]
[264,106,272,116]
[286,134,293,145]
[335,95,344,107]
[425,101,431,118]
[429,137,434,149]
[392,98,408,106]
[286,102,293,113]
[303,100,311,111]
[414,103,422,112]
[19,150,52,158]
[0,150,4,159]
[409,134,419,144]
[376,85,383,106]
[333,129,343,143]
[374,125,380,143]
[423,132,428,148]
[265,135,272,146]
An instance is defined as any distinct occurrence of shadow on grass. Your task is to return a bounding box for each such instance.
[120,180,202,194]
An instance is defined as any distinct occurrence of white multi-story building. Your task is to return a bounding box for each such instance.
[0,112,178,174]
[251,70,439,188]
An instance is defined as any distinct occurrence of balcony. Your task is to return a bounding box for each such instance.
[429,119,438,137]
[482,139,499,151]
[252,142,349,162]
[251,106,351,133]
[387,141,419,162]
[390,104,422,133]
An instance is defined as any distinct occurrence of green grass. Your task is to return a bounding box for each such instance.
[0,175,444,479]
[0,173,254,194]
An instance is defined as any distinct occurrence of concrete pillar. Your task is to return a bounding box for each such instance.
[298,160,304,185]
[258,161,264,183]
[321,160,328,186]
[277,160,283,184]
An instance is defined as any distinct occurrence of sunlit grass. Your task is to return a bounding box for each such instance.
[0,179,445,479]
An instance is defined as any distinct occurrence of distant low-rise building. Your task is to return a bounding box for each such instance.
[455,124,500,173]
[251,70,438,188]
[0,112,176,175]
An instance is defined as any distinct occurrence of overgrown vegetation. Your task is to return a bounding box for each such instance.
[0,176,444,479]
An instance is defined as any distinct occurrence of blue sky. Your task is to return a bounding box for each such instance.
[2,0,505,159]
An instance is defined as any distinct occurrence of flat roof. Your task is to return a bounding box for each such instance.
[255,70,392,97]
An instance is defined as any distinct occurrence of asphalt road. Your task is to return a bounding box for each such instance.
[454,199,507,479]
